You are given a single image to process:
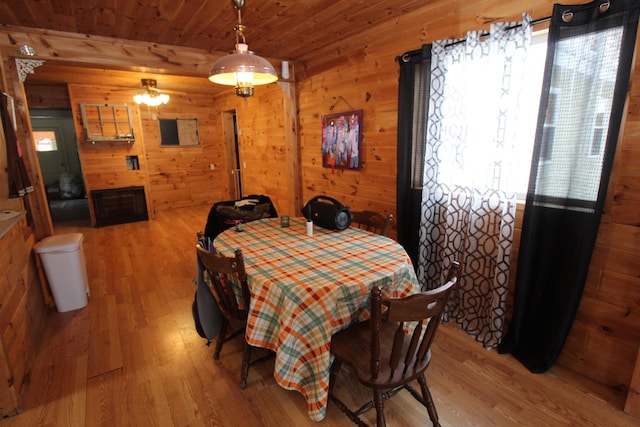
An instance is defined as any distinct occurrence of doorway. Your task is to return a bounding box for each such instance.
[222,110,242,199]
[30,109,89,223]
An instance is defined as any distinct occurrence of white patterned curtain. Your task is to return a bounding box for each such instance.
[418,15,532,348]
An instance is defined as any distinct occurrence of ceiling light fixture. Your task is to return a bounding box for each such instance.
[208,0,278,98]
[133,79,170,107]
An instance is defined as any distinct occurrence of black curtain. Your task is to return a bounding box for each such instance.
[499,0,640,372]
[396,45,431,268]
[1,92,34,199]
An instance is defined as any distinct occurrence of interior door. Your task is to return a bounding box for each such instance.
[30,109,83,194]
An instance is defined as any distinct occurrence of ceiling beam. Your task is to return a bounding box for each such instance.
[0,24,282,78]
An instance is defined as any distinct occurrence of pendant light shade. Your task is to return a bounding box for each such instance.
[208,0,277,98]
[209,43,278,88]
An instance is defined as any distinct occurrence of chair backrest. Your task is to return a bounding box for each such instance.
[369,261,460,382]
[196,246,251,322]
[351,210,393,237]
[204,194,278,239]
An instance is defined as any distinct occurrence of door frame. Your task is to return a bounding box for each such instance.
[222,109,241,199]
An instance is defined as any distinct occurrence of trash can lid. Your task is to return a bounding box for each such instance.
[34,233,84,253]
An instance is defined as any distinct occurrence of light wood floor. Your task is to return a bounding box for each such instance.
[1,205,639,426]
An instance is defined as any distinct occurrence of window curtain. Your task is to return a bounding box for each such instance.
[419,16,532,348]
[499,0,640,372]
[396,45,431,267]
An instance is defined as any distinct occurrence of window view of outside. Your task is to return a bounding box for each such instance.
[33,130,58,152]
[437,31,549,197]
[535,26,623,203]
[439,27,621,202]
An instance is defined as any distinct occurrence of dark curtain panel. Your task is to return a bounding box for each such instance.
[499,0,640,372]
[1,92,34,199]
[396,45,431,267]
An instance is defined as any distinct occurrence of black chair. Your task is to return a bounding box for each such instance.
[204,194,278,239]
[329,261,460,426]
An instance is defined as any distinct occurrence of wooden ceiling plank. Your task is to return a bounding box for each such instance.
[157,0,202,45]
[174,2,231,48]
[112,0,142,40]
[0,1,43,28]
[0,0,568,75]
[50,0,74,16]
[75,2,101,36]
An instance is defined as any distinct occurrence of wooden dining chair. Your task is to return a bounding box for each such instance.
[329,261,460,427]
[196,246,273,388]
[351,210,393,237]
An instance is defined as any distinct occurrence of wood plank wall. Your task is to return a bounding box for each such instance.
[65,84,153,225]
[141,82,296,215]
[0,0,638,415]
[0,217,46,417]
[233,83,298,216]
[296,0,640,406]
[136,92,230,212]
[25,75,296,221]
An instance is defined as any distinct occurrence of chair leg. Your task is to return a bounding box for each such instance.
[213,320,228,360]
[240,342,252,389]
[418,375,440,427]
[373,390,386,427]
[328,360,368,427]
[329,359,342,395]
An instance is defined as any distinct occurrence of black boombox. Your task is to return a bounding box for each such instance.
[302,196,352,231]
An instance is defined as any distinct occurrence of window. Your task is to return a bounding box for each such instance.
[33,130,58,152]
[540,90,558,162]
[159,118,200,146]
[589,106,608,156]
[414,24,625,201]
[427,29,618,198]
[80,104,134,142]
[533,24,625,204]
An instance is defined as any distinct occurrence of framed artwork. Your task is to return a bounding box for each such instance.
[321,109,363,170]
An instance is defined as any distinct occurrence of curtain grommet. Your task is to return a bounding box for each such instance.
[562,10,574,23]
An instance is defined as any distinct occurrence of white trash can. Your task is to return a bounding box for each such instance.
[34,233,89,312]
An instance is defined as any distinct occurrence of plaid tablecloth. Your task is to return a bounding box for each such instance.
[214,217,419,421]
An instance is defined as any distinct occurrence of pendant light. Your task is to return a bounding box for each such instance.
[208,0,278,98]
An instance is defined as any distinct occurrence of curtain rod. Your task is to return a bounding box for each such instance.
[445,15,551,48]
[397,15,551,62]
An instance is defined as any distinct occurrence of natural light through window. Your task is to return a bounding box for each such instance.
[512,32,548,196]
[439,31,548,198]
[500,31,548,197]
[33,130,58,152]
[535,25,622,203]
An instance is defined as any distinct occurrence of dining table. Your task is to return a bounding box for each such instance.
[213,216,420,421]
